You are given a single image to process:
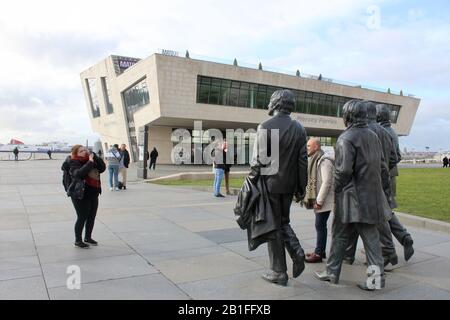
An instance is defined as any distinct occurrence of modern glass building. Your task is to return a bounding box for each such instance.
[80,52,420,164]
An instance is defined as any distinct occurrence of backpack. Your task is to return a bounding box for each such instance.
[62,157,72,193]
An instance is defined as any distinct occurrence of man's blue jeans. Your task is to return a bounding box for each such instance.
[213,168,224,196]
[315,211,331,257]
[108,165,120,188]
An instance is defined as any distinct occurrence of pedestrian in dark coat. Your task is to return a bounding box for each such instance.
[149,147,158,170]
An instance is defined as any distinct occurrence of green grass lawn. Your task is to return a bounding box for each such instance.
[396,168,450,223]
[150,168,450,223]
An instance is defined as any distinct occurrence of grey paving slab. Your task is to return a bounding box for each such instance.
[221,240,268,259]
[117,228,210,246]
[0,255,42,281]
[0,229,34,242]
[179,270,313,300]
[417,241,450,259]
[176,218,238,232]
[196,228,248,244]
[405,227,450,249]
[42,254,158,288]
[0,241,37,259]
[397,257,450,291]
[152,251,263,284]
[132,237,218,257]
[0,276,49,300]
[32,229,119,247]
[372,282,450,300]
[140,245,228,263]
[36,240,135,264]
[30,220,109,234]
[48,274,190,300]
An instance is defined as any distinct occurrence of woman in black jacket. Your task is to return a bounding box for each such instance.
[62,145,106,248]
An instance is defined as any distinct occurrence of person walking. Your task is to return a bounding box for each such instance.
[106,144,121,191]
[315,99,390,291]
[62,145,106,248]
[119,144,130,190]
[443,156,449,168]
[13,147,19,161]
[304,138,334,263]
[222,140,233,195]
[149,147,158,170]
[213,143,226,198]
[47,149,52,159]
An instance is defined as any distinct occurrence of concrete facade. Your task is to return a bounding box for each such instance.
[80,53,421,164]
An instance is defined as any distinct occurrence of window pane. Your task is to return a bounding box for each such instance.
[122,78,150,128]
[101,77,114,114]
[209,84,220,104]
[198,84,210,103]
[86,78,100,118]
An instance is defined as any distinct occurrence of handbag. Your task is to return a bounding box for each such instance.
[67,179,86,200]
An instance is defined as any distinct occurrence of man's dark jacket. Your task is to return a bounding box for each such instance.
[334,123,391,225]
[121,150,130,168]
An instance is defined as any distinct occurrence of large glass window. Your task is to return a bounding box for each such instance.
[101,77,114,114]
[196,75,401,123]
[123,79,150,111]
[86,78,100,118]
[122,78,150,162]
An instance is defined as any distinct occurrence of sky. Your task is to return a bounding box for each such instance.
[0,0,449,151]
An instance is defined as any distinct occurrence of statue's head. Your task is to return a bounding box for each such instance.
[362,100,377,121]
[268,89,295,116]
[342,99,367,127]
[376,104,391,123]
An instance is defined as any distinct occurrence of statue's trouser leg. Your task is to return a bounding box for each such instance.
[389,214,411,245]
[388,176,412,245]
[344,229,359,262]
[378,220,397,258]
[267,194,287,273]
[326,216,352,279]
[354,223,384,278]
[344,221,396,262]
[279,194,305,261]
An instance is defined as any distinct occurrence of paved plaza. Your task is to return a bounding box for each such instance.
[1,159,450,300]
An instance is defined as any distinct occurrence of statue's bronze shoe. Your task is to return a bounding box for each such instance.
[292,255,305,278]
[261,271,288,286]
[403,237,414,262]
[314,270,339,284]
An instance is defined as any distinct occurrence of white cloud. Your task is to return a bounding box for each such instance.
[0,0,448,149]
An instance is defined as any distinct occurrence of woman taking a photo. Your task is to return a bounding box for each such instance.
[62,145,106,248]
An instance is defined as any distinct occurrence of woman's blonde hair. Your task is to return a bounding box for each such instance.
[71,144,84,157]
